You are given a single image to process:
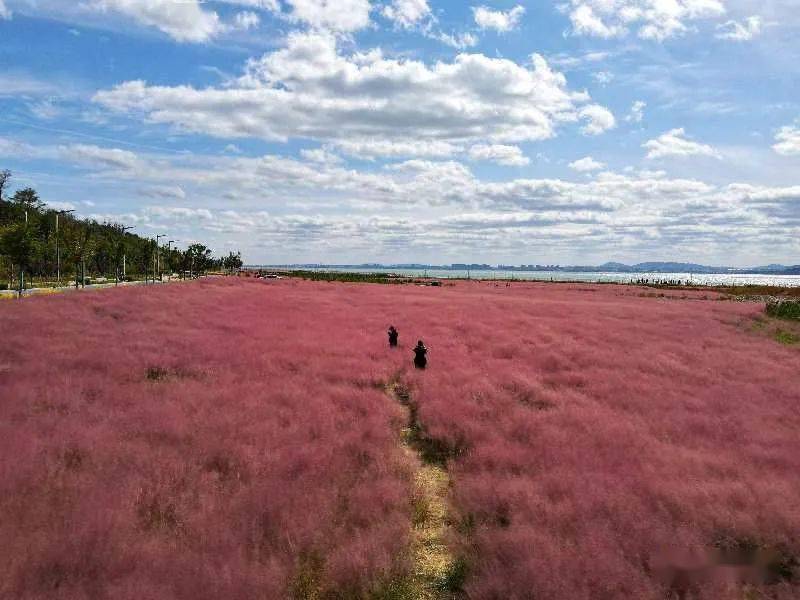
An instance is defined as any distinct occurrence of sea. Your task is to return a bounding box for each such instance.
[261,267,800,288]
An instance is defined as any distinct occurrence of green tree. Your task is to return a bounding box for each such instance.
[0,221,38,292]
[222,251,243,272]
[0,171,231,288]
[184,243,213,277]
[11,188,45,212]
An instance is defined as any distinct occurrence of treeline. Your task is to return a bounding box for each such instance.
[0,170,243,291]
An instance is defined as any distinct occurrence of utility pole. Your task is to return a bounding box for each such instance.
[55,209,75,286]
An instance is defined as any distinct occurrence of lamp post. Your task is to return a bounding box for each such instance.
[166,240,178,281]
[155,234,166,283]
[117,225,134,285]
[18,209,28,298]
[55,209,75,286]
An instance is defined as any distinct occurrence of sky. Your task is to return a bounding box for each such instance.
[0,0,798,266]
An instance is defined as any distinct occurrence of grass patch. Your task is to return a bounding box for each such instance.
[136,492,181,533]
[386,379,467,599]
[290,551,325,600]
[722,285,800,298]
[146,366,170,381]
[748,315,800,347]
[436,556,469,594]
[287,270,399,285]
[203,451,249,485]
[276,270,445,287]
[392,382,469,468]
[713,534,798,585]
[369,577,418,600]
[145,366,202,382]
[774,330,800,345]
[60,447,87,471]
[766,299,800,321]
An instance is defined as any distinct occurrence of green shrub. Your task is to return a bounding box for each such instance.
[766,300,800,321]
[293,270,395,284]
[774,330,800,345]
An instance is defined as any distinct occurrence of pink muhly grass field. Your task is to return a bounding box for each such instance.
[1,277,799,599]
[398,282,800,599]
[0,280,411,599]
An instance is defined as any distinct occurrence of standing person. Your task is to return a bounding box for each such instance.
[413,340,428,370]
[388,326,399,348]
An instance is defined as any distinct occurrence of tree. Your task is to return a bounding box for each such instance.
[63,221,94,288]
[0,175,227,288]
[222,251,243,272]
[11,188,45,212]
[184,243,213,277]
[0,221,38,293]
[105,224,129,283]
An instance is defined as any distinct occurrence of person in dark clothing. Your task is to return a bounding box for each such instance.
[388,326,399,348]
[413,340,428,369]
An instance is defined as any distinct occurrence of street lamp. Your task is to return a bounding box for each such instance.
[55,209,75,286]
[166,240,179,281]
[18,209,29,297]
[155,234,166,283]
[117,225,134,284]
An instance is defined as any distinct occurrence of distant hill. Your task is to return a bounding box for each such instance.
[262,262,800,275]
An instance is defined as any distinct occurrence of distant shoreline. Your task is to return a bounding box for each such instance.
[248,262,800,276]
[244,266,800,289]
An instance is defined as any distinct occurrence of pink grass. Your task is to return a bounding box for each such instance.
[1,278,798,599]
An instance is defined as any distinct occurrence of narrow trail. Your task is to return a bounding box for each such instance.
[385,376,462,599]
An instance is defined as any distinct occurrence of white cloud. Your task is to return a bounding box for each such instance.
[773,123,800,156]
[468,144,530,166]
[625,100,646,123]
[334,139,462,159]
[10,133,800,263]
[0,138,144,171]
[29,99,60,120]
[0,73,60,96]
[579,104,616,135]
[88,0,222,42]
[382,0,430,28]
[0,136,36,157]
[433,30,479,49]
[63,144,143,170]
[716,15,762,41]
[565,0,726,41]
[592,71,614,86]
[284,0,372,32]
[94,31,608,148]
[473,5,525,32]
[8,0,280,42]
[300,147,343,165]
[547,50,611,70]
[231,11,261,31]
[219,0,280,10]
[643,128,720,159]
[569,156,605,172]
[142,185,187,200]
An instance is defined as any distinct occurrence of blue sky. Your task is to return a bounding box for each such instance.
[1,0,798,266]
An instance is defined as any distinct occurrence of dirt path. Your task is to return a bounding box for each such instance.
[385,378,463,599]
